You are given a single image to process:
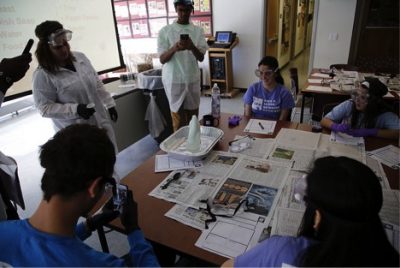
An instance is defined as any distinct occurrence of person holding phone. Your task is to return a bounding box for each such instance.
[32,20,119,152]
[158,0,208,131]
[0,51,32,221]
[0,124,160,267]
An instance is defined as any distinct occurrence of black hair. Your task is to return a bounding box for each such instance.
[258,56,285,85]
[297,156,399,267]
[351,77,393,128]
[34,20,75,74]
[174,0,194,9]
[39,124,116,201]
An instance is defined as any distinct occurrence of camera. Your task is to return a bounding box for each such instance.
[113,183,128,211]
[180,34,189,41]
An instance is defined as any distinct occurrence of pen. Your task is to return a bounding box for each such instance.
[258,122,264,130]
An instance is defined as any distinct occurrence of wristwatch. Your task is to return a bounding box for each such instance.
[0,71,13,85]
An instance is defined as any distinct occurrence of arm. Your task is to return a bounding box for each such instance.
[320,117,335,129]
[376,129,399,139]
[244,104,252,117]
[278,109,291,121]
[186,38,204,62]
[127,229,160,267]
[159,42,180,64]
[221,258,234,267]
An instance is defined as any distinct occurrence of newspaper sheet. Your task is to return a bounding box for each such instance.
[154,154,203,172]
[230,135,275,159]
[311,73,331,78]
[149,151,240,209]
[195,213,269,258]
[380,189,400,226]
[305,85,332,92]
[318,133,366,163]
[366,156,390,189]
[270,207,304,237]
[267,144,329,171]
[277,170,308,211]
[275,128,321,150]
[195,157,291,257]
[330,131,364,146]
[165,204,208,231]
[368,145,400,169]
[383,221,400,252]
[243,119,276,135]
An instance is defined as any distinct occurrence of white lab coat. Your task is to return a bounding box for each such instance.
[32,51,118,152]
[158,21,208,112]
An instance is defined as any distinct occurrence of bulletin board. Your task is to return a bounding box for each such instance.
[114,0,213,38]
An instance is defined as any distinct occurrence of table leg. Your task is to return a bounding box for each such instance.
[97,226,110,253]
[300,94,306,123]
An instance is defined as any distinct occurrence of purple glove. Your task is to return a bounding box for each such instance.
[331,123,350,133]
[346,128,378,137]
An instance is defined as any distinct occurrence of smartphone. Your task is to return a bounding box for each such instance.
[180,34,189,41]
[113,183,128,210]
[22,39,34,55]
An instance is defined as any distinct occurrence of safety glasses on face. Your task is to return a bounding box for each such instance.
[351,90,369,102]
[254,68,277,78]
[48,29,72,47]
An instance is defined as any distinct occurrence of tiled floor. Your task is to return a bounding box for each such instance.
[0,47,311,260]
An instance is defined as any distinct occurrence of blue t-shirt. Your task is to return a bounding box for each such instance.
[325,99,400,129]
[243,82,295,120]
[0,219,160,267]
[234,235,315,267]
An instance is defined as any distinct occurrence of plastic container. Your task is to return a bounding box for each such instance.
[160,126,224,161]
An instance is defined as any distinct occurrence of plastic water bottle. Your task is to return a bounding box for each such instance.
[211,83,221,118]
[186,115,201,152]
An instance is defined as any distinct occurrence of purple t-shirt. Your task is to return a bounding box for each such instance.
[243,81,295,120]
[234,235,315,267]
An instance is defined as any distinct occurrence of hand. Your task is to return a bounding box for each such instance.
[108,107,118,122]
[0,54,32,93]
[331,123,350,133]
[120,190,140,234]
[86,210,120,232]
[179,38,195,51]
[77,104,95,119]
[346,128,378,137]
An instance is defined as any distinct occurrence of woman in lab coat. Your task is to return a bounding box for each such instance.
[32,21,118,152]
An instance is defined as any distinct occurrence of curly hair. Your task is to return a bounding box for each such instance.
[39,124,116,201]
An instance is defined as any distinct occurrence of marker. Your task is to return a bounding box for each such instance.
[258,122,264,130]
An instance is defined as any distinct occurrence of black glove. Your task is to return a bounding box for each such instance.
[77,104,95,119]
[0,54,32,94]
[86,210,120,232]
[120,190,140,234]
[108,107,118,122]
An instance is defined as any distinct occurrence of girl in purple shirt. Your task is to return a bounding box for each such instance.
[243,56,295,120]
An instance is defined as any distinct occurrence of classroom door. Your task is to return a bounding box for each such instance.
[265,0,279,58]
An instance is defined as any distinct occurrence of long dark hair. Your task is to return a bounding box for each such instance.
[258,56,285,85]
[351,77,393,128]
[34,20,75,74]
[297,156,399,267]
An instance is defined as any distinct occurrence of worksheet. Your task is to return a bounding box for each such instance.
[244,119,276,135]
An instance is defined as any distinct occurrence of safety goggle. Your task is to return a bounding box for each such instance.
[254,67,278,78]
[48,29,72,47]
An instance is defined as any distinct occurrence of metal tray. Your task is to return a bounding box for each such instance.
[160,126,224,161]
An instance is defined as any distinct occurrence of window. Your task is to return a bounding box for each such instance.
[113,0,213,39]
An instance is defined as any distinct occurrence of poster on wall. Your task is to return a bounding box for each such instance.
[192,16,212,36]
[114,1,130,20]
[148,0,167,17]
[149,17,168,37]
[117,20,132,38]
[193,0,211,15]
[128,0,147,19]
[132,19,149,37]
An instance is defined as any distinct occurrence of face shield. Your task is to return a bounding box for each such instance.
[47,29,72,47]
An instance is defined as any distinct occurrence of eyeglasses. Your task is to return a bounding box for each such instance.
[255,69,275,78]
[48,29,72,47]
[351,91,369,102]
